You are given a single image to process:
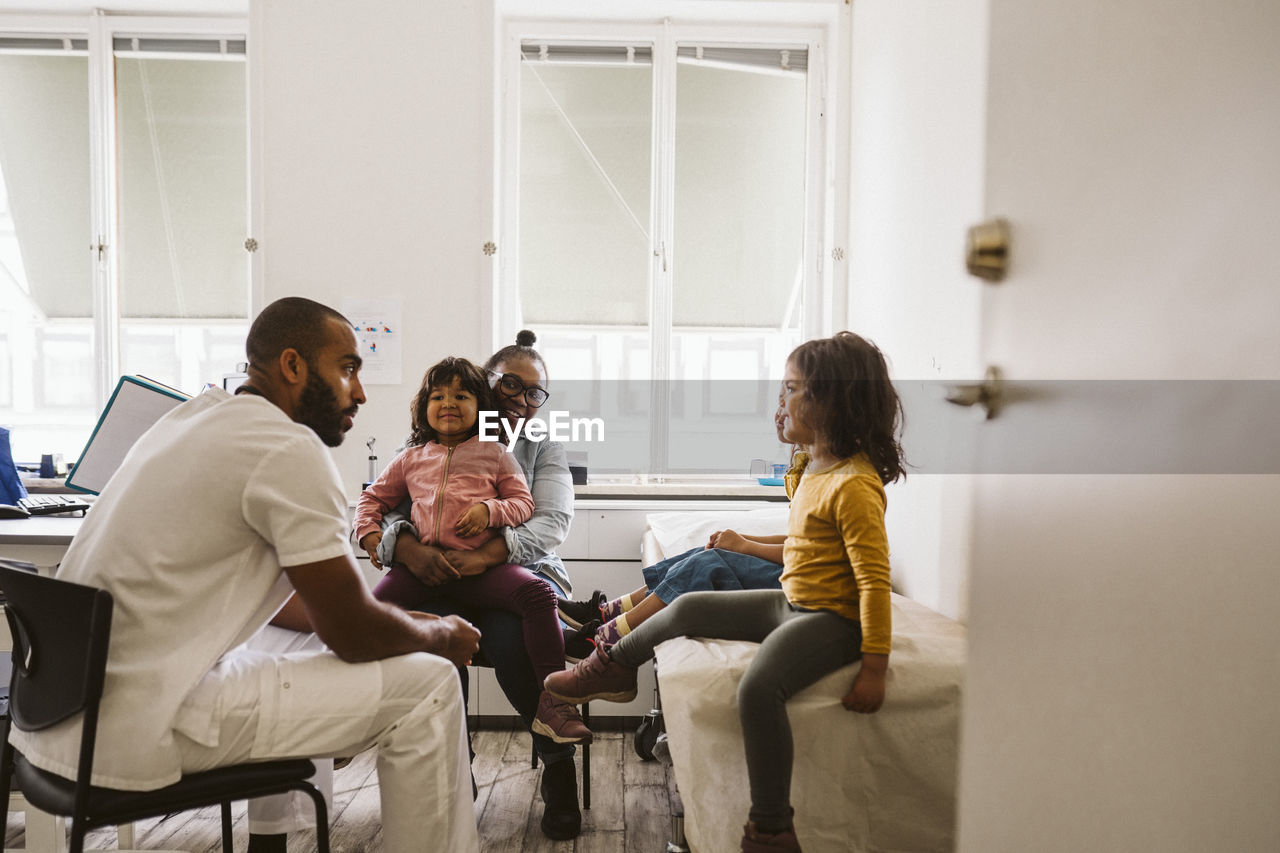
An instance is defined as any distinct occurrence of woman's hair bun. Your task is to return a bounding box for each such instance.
[515,329,537,347]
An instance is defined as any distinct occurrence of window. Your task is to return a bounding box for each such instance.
[0,16,248,464]
[497,13,837,479]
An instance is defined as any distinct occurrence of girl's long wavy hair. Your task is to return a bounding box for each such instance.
[788,332,906,485]
[407,356,504,446]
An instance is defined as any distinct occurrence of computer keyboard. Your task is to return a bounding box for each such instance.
[16,494,92,516]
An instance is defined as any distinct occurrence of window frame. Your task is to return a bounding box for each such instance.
[0,11,250,419]
[493,4,844,478]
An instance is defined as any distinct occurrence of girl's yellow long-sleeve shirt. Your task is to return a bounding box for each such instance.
[781,453,892,655]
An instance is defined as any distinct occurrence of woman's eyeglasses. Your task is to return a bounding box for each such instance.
[489,372,549,408]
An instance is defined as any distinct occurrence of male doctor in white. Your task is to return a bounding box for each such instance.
[10,296,481,852]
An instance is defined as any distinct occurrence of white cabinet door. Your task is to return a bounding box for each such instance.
[565,558,646,601]
[0,544,65,571]
[584,510,649,561]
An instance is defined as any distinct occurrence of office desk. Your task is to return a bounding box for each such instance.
[2,513,384,588]
[0,515,82,570]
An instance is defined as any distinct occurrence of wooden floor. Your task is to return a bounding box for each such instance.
[5,723,683,852]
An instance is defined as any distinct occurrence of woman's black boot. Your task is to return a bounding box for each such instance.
[539,756,582,839]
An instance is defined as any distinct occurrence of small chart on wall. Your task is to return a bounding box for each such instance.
[341,297,402,384]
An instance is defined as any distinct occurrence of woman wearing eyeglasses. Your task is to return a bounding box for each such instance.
[375,330,585,840]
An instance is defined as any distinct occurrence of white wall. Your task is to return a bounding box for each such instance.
[846,0,989,621]
[252,0,494,495]
[251,0,846,496]
[958,2,1280,850]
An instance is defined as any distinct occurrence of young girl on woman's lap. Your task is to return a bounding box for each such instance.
[355,356,591,744]
[545,332,904,850]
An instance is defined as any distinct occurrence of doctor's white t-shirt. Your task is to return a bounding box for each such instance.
[10,388,353,790]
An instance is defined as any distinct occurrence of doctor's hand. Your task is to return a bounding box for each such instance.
[410,612,481,666]
[455,503,491,538]
[398,540,460,587]
[359,531,384,569]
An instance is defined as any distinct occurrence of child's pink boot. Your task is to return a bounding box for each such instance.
[544,646,638,704]
[531,691,593,744]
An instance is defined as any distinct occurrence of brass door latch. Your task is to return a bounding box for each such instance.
[965,217,1010,282]
[945,366,1004,420]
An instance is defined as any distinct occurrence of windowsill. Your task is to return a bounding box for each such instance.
[573,482,786,500]
[17,477,77,495]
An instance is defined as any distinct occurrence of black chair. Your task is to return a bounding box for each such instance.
[0,566,330,853]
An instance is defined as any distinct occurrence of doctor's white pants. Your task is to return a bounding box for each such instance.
[172,639,478,853]
[244,625,333,835]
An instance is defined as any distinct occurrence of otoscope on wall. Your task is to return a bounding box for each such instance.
[363,436,378,489]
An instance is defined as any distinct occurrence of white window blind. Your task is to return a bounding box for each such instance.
[0,36,87,52]
[0,39,90,319]
[0,19,249,463]
[520,42,653,65]
[675,44,807,74]
[503,21,826,477]
[112,35,246,57]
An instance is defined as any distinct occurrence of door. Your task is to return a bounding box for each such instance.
[956,2,1280,851]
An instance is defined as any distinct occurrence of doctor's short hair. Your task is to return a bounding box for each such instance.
[245,297,351,368]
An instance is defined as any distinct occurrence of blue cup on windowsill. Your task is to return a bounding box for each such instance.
[755,461,787,487]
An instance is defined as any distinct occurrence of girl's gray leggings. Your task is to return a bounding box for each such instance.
[610,589,863,828]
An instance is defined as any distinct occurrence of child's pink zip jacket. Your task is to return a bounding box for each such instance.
[353,435,535,551]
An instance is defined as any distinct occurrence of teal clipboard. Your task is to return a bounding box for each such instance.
[65,376,189,495]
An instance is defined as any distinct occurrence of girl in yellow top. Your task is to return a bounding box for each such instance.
[555,397,810,650]
[544,332,906,853]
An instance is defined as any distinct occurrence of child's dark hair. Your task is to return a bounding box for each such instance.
[788,332,906,484]
[485,329,547,376]
[408,356,502,446]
